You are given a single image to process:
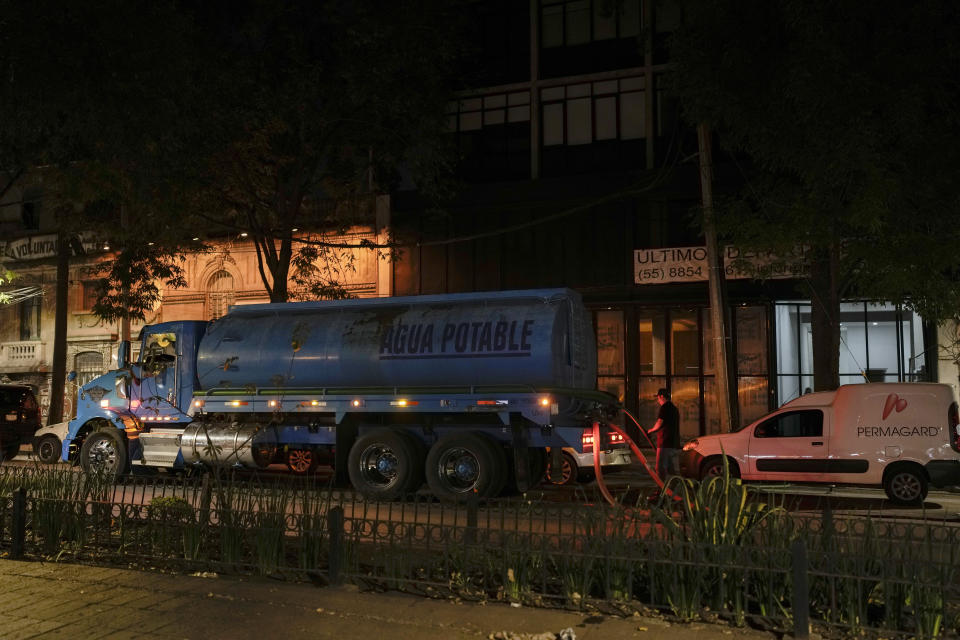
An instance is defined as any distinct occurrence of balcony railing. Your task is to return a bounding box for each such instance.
[0,341,46,371]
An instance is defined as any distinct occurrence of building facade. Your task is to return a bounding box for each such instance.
[388,0,941,441]
[0,185,390,422]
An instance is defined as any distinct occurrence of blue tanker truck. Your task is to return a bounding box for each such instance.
[63,288,622,500]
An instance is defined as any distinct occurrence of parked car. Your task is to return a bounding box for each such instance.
[0,384,42,461]
[680,383,960,505]
[33,420,69,465]
[545,429,633,485]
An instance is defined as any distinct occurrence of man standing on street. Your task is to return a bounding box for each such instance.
[647,388,680,480]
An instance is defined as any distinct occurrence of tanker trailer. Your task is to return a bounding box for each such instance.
[64,288,621,500]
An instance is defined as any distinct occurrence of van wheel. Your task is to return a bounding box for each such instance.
[701,457,740,480]
[884,467,928,505]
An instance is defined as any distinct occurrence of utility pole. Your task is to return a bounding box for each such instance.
[47,228,70,425]
[698,122,735,432]
[120,203,130,342]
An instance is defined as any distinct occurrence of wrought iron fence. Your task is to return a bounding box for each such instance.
[0,466,958,639]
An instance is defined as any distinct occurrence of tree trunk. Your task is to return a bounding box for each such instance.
[809,242,841,391]
[47,230,70,425]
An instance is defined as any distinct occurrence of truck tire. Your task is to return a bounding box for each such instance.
[883,466,928,505]
[348,430,420,500]
[36,435,61,465]
[425,433,507,501]
[79,430,129,478]
[285,448,320,475]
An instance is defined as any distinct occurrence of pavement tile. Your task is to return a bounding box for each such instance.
[0,558,782,640]
[3,618,68,640]
[24,596,93,620]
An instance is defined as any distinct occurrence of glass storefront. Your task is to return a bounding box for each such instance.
[773,301,927,406]
[594,305,770,440]
[593,299,929,440]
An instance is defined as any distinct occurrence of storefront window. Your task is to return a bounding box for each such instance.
[638,310,666,375]
[775,300,928,406]
[595,309,626,424]
[671,311,699,375]
[671,376,700,440]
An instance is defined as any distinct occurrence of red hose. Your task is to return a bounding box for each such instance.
[591,409,682,506]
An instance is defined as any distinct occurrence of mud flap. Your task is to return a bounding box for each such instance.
[510,413,531,492]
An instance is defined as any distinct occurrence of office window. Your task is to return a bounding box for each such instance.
[447,91,531,182]
[541,0,641,48]
[541,77,647,175]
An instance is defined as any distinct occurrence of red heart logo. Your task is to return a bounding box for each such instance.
[882,393,908,420]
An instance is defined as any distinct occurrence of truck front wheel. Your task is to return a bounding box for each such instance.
[80,430,129,478]
[425,433,506,501]
[348,430,420,500]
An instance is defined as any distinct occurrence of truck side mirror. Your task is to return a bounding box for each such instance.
[118,340,130,369]
[67,371,77,382]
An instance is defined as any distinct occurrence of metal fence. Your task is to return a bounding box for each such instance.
[0,466,958,639]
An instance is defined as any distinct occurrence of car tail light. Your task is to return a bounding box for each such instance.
[581,430,594,453]
[949,402,960,452]
[608,432,624,445]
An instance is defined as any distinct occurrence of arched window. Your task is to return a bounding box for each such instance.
[75,351,104,387]
[206,270,236,320]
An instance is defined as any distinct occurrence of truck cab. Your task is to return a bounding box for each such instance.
[64,321,207,472]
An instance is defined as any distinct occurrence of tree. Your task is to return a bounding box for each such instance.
[1,0,207,421]
[185,0,463,302]
[669,0,960,390]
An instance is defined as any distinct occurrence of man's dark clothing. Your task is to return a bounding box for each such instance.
[655,401,680,449]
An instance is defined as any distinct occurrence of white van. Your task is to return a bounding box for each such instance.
[679,383,960,504]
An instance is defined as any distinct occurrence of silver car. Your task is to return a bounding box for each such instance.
[545,441,632,486]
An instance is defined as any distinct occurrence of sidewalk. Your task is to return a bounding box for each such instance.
[0,559,780,640]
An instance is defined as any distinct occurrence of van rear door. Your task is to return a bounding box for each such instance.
[746,409,829,481]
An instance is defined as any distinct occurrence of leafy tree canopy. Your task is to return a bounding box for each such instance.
[184,0,464,301]
[670,0,960,318]
[669,0,960,387]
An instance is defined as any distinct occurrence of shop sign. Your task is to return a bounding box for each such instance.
[634,246,805,285]
[0,233,101,262]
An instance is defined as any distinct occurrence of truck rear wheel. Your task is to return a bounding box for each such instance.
[348,430,420,500]
[425,433,507,501]
[884,466,928,505]
[80,430,129,478]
